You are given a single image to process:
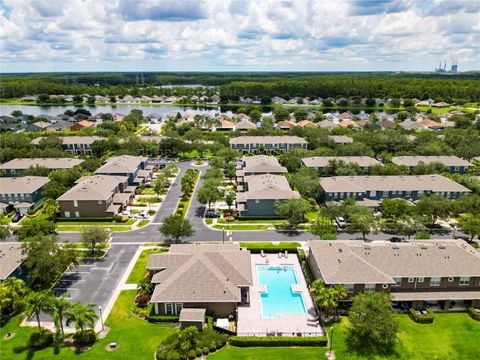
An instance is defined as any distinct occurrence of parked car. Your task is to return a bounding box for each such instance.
[335,216,347,229]
[11,213,22,223]
[205,211,220,218]
[120,211,130,216]
[388,237,405,243]
[139,213,148,219]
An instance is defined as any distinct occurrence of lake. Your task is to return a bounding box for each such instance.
[0,104,393,117]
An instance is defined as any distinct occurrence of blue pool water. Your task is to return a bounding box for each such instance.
[257,265,307,318]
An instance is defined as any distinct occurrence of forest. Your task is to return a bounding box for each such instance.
[1,72,479,102]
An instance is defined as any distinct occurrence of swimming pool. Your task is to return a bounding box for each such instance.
[256,265,307,318]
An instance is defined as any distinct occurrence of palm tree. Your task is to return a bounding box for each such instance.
[332,284,348,316]
[65,302,98,333]
[24,290,54,331]
[311,280,347,318]
[49,293,71,338]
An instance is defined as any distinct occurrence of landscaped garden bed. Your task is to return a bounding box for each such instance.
[468,307,480,321]
[229,336,328,347]
[240,242,301,253]
[409,308,434,324]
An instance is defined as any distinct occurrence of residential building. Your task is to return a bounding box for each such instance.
[230,136,308,154]
[147,244,252,317]
[320,174,470,202]
[235,118,257,132]
[328,135,353,144]
[391,156,472,174]
[302,156,380,176]
[32,136,103,155]
[0,243,26,281]
[236,174,300,216]
[57,175,132,217]
[0,158,84,177]
[276,120,296,130]
[235,155,287,183]
[94,155,150,185]
[0,176,49,214]
[70,120,96,131]
[307,240,480,311]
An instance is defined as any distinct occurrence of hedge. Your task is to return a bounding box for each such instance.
[240,242,301,253]
[238,216,286,221]
[229,336,328,347]
[148,314,179,323]
[56,216,113,222]
[298,249,314,284]
[409,307,434,324]
[468,307,480,321]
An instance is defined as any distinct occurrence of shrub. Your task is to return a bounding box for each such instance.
[57,216,114,222]
[240,242,300,253]
[166,351,180,360]
[148,210,156,215]
[229,336,328,347]
[187,349,196,359]
[28,329,54,350]
[409,308,434,324]
[114,215,129,223]
[238,215,286,221]
[73,330,97,345]
[468,307,480,321]
[202,347,209,355]
[195,348,202,357]
[148,314,179,323]
[208,341,217,352]
[135,294,151,307]
[415,231,431,239]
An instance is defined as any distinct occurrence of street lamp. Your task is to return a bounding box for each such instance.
[98,305,104,332]
[453,225,457,238]
[329,325,334,356]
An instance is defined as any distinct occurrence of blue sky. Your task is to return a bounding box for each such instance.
[0,0,479,73]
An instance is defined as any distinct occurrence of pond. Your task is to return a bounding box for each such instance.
[0,104,398,117]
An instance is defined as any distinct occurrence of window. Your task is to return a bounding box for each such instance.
[75,211,80,217]
[64,211,71,218]
[382,191,389,198]
[454,166,460,172]
[418,277,424,283]
[165,303,173,315]
[459,276,470,286]
[408,277,415,283]
[430,277,441,287]
[344,284,354,293]
[364,284,375,292]
[175,303,183,315]
[405,191,412,198]
[393,277,401,287]
[73,200,78,207]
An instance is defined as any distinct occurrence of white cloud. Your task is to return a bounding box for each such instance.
[0,0,479,71]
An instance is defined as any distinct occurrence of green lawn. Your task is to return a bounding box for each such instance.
[137,219,150,228]
[329,313,480,360]
[126,248,167,284]
[213,224,270,230]
[208,345,327,359]
[0,291,175,360]
[57,225,132,232]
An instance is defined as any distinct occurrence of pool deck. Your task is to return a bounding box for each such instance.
[237,253,323,336]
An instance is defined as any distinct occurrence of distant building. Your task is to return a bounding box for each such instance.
[94,155,150,185]
[391,156,472,174]
[32,136,104,155]
[320,174,470,202]
[230,136,308,154]
[328,135,353,144]
[0,158,84,177]
[0,243,26,282]
[302,156,380,176]
[236,155,287,183]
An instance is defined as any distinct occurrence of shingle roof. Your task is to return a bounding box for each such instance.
[95,155,147,175]
[241,174,300,200]
[230,136,308,145]
[179,308,206,322]
[0,158,84,171]
[31,136,103,145]
[329,135,353,144]
[0,243,25,280]
[57,175,128,201]
[302,156,380,168]
[237,155,287,175]
[235,119,256,130]
[148,245,252,303]
[308,240,480,284]
[319,175,470,193]
[391,156,472,167]
[0,176,49,195]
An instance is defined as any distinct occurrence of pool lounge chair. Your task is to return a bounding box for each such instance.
[278,252,282,258]
[284,251,288,258]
